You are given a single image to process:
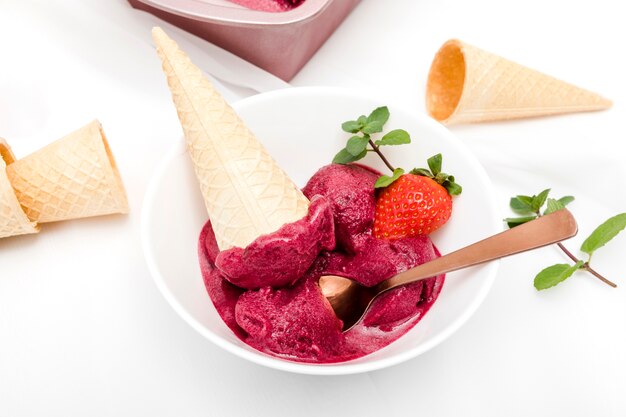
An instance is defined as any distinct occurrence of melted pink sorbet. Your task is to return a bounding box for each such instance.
[229,0,304,12]
[198,164,444,363]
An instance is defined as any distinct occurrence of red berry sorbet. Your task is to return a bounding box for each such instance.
[198,164,444,363]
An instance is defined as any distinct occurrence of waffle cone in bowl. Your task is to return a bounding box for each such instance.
[6,120,128,223]
[0,139,39,238]
[426,39,612,124]
[152,27,309,251]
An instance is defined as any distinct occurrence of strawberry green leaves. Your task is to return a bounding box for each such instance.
[409,154,462,195]
[333,106,411,170]
[506,189,621,290]
[427,153,442,175]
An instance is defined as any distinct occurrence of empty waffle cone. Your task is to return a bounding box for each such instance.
[6,120,129,223]
[426,39,612,124]
[152,27,309,251]
[0,139,39,238]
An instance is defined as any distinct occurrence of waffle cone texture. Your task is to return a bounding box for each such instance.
[6,120,128,225]
[152,27,309,251]
[426,39,612,124]
[0,139,39,238]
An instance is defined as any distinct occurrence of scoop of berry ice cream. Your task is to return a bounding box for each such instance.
[216,196,335,289]
[235,265,344,361]
[302,163,379,254]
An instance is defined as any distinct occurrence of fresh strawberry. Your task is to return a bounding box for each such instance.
[373,154,461,239]
[330,107,461,239]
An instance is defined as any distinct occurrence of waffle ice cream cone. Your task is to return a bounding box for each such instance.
[6,120,128,223]
[152,27,309,251]
[0,139,39,238]
[426,39,612,124]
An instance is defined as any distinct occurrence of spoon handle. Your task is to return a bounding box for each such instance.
[378,209,578,292]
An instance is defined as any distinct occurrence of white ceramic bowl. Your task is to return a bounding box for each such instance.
[141,87,501,375]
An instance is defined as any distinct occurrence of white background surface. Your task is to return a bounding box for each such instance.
[1,0,625,416]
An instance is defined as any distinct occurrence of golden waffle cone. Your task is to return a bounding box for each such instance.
[6,120,129,223]
[426,39,612,124]
[0,139,39,238]
[152,27,309,251]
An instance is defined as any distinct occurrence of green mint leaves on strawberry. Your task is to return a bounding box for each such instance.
[333,106,462,197]
[506,189,623,290]
[374,168,404,189]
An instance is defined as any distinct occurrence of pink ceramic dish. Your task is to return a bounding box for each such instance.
[128,0,360,80]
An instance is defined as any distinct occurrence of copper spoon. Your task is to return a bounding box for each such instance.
[319,209,578,332]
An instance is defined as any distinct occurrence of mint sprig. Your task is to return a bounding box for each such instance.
[506,189,622,290]
[534,261,584,290]
[504,189,575,228]
[333,106,462,196]
[333,106,410,174]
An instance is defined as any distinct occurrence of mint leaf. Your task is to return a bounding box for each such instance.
[544,198,565,215]
[427,154,443,176]
[363,122,384,134]
[580,213,626,256]
[357,115,367,126]
[341,120,361,133]
[363,106,390,134]
[558,196,575,207]
[374,168,404,189]
[531,189,551,212]
[544,194,574,215]
[505,215,537,228]
[375,129,410,146]
[346,135,370,156]
[510,197,534,214]
[534,261,584,290]
[367,106,389,125]
[517,195,534,207]
[333,148,367,164]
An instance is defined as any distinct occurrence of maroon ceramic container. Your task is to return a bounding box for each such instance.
[129,0,361,80]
